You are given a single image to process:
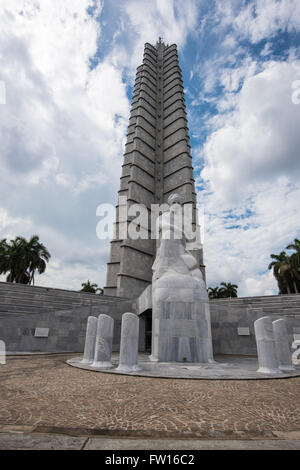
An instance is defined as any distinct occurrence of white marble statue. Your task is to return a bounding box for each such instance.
[151,193,214,363]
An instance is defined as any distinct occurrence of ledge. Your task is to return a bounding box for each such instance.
[116,273,152,282]
[163,137,190,153]
[163,96,185,112]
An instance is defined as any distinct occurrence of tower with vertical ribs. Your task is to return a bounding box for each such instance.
[104,39,205,299]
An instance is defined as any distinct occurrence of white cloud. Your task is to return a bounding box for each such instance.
[201,60,300,206]
[233,0,300,44]
[0,0,129,289]
[203,179,300,296]
[103,0,201,76]
[219,58,258,93]
[214,0,300,44]
[0,204,110,289]
[125,0,199,48]
[242,271,276,297]
[200,59,300,296]
[0,0,202,291]
[0,0,299,299]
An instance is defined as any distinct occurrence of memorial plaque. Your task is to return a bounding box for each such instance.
[237,327,250,336]
[172,320,197,337]
[34,328,49,337]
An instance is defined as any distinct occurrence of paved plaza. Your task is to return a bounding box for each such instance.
[0,353,300,448]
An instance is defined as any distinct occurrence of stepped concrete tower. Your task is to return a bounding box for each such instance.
[104,38,205,299]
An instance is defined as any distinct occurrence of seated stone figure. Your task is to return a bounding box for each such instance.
[151,193,214,363]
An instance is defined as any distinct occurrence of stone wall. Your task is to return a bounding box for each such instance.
[1,281,300,355]
[0,281,135,353]
[210,294,300,355]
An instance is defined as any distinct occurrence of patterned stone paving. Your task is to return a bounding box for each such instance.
[0,354,300,438]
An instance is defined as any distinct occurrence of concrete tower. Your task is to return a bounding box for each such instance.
[104,39,204,299]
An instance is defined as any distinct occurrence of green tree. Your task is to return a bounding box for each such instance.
[286,238,300,255]
[0,235,50,285]
[81,280,103,294]
[208,283,238,299]
[208,286,222,299]
[286,238,300,293]
[0,239,10,277]
[219,282,238,298]
[268,250,297,294]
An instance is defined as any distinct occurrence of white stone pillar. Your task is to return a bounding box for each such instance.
[81,316,97,364]
[254,316,281,374]
[273,318,295,371]
[0,340,6,365]
[92,314,114,368]
[117,312,139,372]
[292,339,300,365]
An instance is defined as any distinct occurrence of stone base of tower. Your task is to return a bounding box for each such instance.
[104,247,205,299]
[116,274,151,299]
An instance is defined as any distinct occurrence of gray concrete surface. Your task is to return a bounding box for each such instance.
[67,354,300,380]
[0,432,299,450]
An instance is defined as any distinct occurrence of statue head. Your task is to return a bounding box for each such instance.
[167,193,183,207]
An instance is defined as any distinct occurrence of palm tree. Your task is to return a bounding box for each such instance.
[4,237,29,284]
[81,280,103,294]
[0,235,50,285]
[0,239,9,275]
[219,282,238,298]
[26,235,51,285]
[268,251,293,294]
[208,286,222,299]
[286,238,300,254]
[286,238,300,293]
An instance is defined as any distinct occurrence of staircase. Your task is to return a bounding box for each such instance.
[210,294,300,317]
[210,294,300,355]
[0,281,123,318]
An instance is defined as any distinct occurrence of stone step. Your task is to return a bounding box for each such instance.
[210,300,300,309]
[0,291,119,304]
[0,296,103,308]
[0,281,122,300]
[0,289,117,303]
[0,299,118,314]
[0,299,90,310]
[0,281,127,318]
[210,294,300,304]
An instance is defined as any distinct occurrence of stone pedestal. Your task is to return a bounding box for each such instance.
[152,277,213,362]
[92,314,114,368]
[273,319,294,370]
[81,316,97,364]
[117,312,139,372]
[254,316,281,374]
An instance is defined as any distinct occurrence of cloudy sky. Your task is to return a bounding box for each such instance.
[0,0,299,296]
